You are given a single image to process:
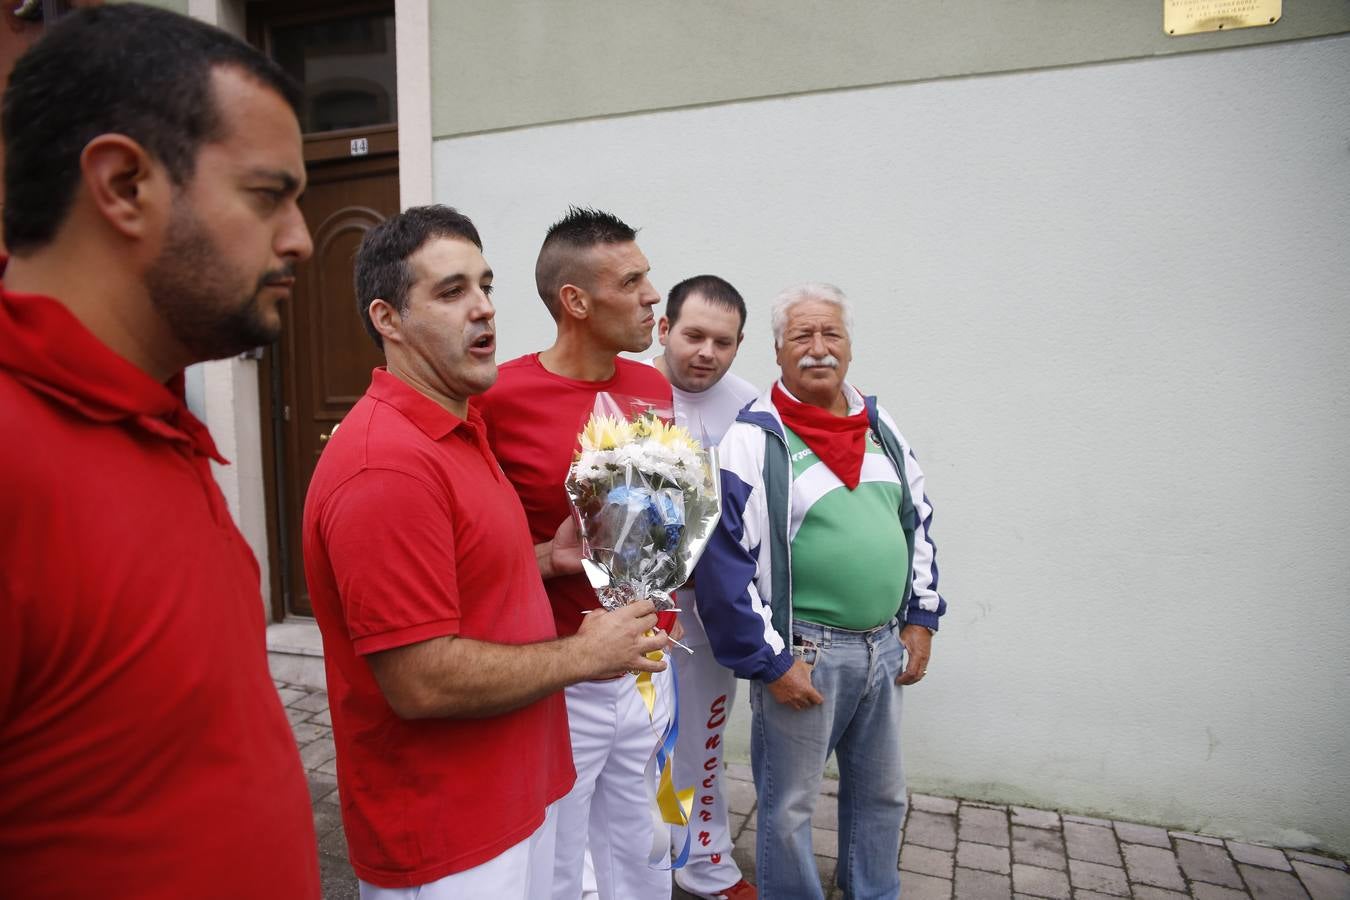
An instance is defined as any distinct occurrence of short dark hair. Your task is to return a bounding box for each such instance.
[534,206,638,319]
[666,275,747,334]
[353,205,483,349]
[2,3,302,254]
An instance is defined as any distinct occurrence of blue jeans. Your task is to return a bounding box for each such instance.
[750,619,908,900]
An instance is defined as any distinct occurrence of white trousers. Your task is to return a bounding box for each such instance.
[552,673,673,900]
[359,802,558,900]
[670,609,746,896]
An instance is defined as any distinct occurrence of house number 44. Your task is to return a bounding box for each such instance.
[350,138,369,156]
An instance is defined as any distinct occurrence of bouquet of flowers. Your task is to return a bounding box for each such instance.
[566,392,717,868]
[565,392,722,614]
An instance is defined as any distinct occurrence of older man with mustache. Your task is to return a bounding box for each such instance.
[693,282,946,899]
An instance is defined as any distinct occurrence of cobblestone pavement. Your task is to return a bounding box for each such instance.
[277,682,1349,900]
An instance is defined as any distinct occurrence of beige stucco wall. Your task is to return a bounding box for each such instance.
[430,0,1350,138]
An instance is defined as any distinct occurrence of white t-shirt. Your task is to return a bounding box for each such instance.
[644,357,758,445]
[673,376,758,447]
[648,358,760,645]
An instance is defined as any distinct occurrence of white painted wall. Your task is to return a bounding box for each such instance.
[433,37,1350,852]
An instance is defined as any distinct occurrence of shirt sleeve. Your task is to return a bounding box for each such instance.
[317,467,462,656]
[901,442,946,630]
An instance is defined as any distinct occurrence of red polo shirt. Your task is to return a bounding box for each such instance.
[303,368,574,888]
[475,354,674,636]
[0,279,319,898]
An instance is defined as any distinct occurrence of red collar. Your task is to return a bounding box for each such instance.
[367,367,479,441]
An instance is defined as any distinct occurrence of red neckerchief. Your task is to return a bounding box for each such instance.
[771,382,870,490]
[0,270,225,462]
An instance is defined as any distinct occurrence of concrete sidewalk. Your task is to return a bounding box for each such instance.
[277,681,1349,900]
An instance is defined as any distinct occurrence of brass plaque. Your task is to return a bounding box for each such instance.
[1165,0,1281,35]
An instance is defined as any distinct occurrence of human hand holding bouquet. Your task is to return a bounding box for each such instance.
[572,599,670,680]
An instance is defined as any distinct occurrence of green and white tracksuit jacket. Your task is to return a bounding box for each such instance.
[692,383,945,682]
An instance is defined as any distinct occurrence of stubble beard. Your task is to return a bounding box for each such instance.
[146,204,286,363]
[627,326,654,354]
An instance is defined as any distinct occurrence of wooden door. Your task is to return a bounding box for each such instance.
[260,126,398,618]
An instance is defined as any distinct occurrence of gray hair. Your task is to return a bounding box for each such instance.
[770,282,854,348]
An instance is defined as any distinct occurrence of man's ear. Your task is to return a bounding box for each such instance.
[558,283,587,321]
[657,316,671,346]
[368,298,402,345]
[80,134,168,241]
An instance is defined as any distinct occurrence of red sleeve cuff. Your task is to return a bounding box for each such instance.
[352,618,460,656]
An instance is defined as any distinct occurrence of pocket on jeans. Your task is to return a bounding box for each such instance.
[791,634,820,668]
[884,636,907,682]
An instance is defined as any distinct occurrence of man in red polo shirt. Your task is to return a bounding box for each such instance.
[476,207,676,900]
[0,6,319,898]
[304,205,668,899]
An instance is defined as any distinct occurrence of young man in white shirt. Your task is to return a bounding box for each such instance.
[652,276,759,900]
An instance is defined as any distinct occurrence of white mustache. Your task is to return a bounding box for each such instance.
[799,354,839,369]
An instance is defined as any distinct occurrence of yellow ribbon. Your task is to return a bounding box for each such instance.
[636,642,695,832]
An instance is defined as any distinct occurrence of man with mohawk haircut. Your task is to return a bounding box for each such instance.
[477,206,677,899]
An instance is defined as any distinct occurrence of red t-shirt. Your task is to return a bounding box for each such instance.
[475,354,674,636]
[0,282,319,899]
[303,368,574,888]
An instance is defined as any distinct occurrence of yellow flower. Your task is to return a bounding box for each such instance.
[640,418,700,452]
[664,424,697,451]
[581,414,633,451]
